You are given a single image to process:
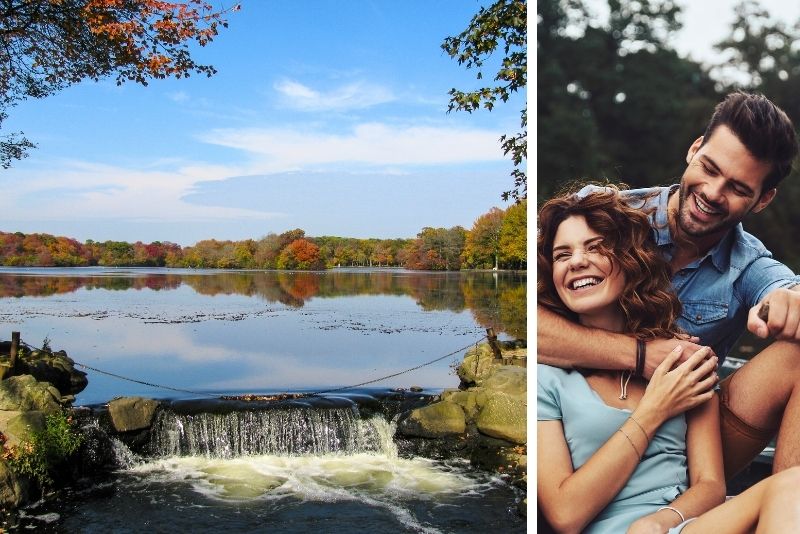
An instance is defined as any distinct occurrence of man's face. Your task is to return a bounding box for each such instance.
[676,125,776,241]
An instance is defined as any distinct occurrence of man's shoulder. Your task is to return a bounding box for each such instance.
[576,184,667,203]
[731,224,773,261]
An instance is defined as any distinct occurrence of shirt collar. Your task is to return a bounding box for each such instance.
[654,184,735,273]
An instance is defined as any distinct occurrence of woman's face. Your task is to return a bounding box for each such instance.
[552,215,626,327]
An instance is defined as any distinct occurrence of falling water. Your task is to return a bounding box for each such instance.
[148,405,398,458]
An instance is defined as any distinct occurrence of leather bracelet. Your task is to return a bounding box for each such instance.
[634,339,646,378]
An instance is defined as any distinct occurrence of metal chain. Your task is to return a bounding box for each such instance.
[18,335,487,400]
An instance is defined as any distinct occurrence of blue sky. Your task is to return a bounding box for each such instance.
[0,1,523,246]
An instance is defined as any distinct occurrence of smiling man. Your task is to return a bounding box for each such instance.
[538,91,800,482]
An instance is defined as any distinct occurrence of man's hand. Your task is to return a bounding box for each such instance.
[642,336,712,379]
[748,287,800,340]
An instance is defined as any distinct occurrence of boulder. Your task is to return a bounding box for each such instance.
[0,375,62,413]
[0,460,30,509]
[475,392,527,445]
[5,411,46,446]
[16,351,88,396]
[482,366,527,400]
[108,397,160,432]
[398,400,466,438]
[457,343,501,387]
[440,388,487,420]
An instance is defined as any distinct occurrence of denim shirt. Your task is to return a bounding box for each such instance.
[581,184,800,363]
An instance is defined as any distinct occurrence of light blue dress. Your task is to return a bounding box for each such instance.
[538,364,695,533]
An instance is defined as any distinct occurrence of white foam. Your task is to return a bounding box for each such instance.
[128,452,482,533]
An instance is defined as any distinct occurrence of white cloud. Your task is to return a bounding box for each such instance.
[3,160,281,223]
[274,79,395,111]
[167,91,190,103]
[201,122,504,166]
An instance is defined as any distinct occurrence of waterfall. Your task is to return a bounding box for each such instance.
[148,405,397,458]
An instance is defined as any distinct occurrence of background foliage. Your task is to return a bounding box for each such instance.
[0,201,526,271]
[538,0,800,270]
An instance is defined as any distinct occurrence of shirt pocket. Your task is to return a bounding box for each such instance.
[681,301,729,326]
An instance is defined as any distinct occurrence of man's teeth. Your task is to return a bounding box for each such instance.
[572,277,601,289]
[695,194,721,215]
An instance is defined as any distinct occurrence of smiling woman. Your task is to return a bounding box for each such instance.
[537,185,680,338]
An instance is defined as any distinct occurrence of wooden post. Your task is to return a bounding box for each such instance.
[486,328,502,360]
[9,331,20,375]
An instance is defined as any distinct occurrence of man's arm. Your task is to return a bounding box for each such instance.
[748,285,800,340]
[740,256,800,340]
[538,305,708,378]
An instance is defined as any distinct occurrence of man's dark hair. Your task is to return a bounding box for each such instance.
[702,91,798,192]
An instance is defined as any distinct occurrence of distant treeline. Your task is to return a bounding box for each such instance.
[0,202,526,271]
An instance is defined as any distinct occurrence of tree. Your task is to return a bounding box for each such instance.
[402,226,467,270]
[536,0,717,203]
[710,1,800,270]
[463,207,505,269]
[0,0,238,167]
[276,239,323,270]
[499,199,526,268]
[442,0,527,201]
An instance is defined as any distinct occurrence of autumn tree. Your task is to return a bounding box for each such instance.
[499,199,526,268]
[402,227,467,271]
[276,238,323,270]
[443,0,527,201]
[462,207,505,269]
[0,0,238,167]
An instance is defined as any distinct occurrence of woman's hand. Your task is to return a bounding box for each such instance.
[637,344,718,422]
[626,513,675,534]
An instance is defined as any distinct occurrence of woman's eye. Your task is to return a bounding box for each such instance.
[554,253,570,261]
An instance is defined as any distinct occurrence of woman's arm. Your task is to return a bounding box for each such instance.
[538,347,718,533]
[626,394,726,533]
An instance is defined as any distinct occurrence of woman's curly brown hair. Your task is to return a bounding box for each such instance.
[537,185,682,340]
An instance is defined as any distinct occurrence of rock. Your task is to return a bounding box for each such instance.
[482,366,527,400]
[108,397,160,432]
[440,388,487,420]
[0,363,13,381]
[5,411,46,446]
[398,400,466,438]
[457,343,502,387]
[16,354,88,397]
[475,392,527,445]
[0,375,62,413]
[0,342,88,397]
[0,460,30,509]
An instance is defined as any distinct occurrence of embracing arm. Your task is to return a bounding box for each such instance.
[538,305,710,378]
[538,346,718,533]
[626,395,726,533]
[537,305,635,370]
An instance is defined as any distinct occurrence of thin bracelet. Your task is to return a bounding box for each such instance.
[635,339,646,377]
[658,506,685,523]
[617,428,641,460]
[628,415,649,441]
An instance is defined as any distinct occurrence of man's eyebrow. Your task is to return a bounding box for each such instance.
[700,155,756,196]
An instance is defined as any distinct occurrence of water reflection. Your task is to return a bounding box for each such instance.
[0,268,526,338]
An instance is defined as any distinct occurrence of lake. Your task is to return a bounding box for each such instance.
[0,267,527,533]
[0,267,526,405]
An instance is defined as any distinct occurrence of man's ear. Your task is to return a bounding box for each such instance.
[686,136,704,164]
[753,188,777,213]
